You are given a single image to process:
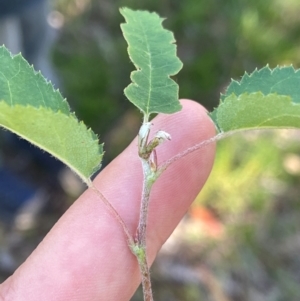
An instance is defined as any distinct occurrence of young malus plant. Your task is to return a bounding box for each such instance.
[1,7,300,301]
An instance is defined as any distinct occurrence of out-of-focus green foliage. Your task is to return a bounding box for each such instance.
[196,132,286,214]
[192,131,300,301]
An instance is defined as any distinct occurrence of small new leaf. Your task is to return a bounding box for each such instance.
[120,7,183,121]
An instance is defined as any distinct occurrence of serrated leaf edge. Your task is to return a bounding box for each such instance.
[0,102,103,183]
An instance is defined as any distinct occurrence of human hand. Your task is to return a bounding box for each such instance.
[0,99,215,301]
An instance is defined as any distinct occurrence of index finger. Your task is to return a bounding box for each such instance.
[0,99,216,301]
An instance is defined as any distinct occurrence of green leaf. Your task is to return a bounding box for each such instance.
[0,103,103,181]
[222,65,300,102]
[0,46,70,114]
[212,92,300,132]
[120,7,183,120]
[211,66,300,133]
[0,46,103,182]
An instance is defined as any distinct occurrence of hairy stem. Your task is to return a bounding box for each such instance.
[131,121,164,301]
[157,132,231,176]
[135,159,155,301]
[139,255,153,301]
[132,132,230,301]
[89,172,154,300]
[89,183,134,245]
[89,129,230,301]
[137,161,154,246]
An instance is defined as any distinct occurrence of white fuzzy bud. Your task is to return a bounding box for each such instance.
[154,130,171,145]
[138,122,152,150]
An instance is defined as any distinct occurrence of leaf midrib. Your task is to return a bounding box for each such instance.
[138,16,152,120]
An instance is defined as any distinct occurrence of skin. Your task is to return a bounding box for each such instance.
[0,99,216,301]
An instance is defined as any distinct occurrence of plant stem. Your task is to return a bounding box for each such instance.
[88,126,232,301]
[89,179,154,300]
[132,131,230,301]
[131,121,164,301]
[138,254,153,301]
[137,160,154,246]
[157,132,229,176]
[135,159,155,301]
[89,184,134,245]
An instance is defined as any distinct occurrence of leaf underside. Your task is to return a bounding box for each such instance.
[120,7,183,120]
[211,66,300,133]
[0,46,103,182]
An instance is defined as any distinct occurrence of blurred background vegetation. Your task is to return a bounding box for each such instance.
[2,0,300,300]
